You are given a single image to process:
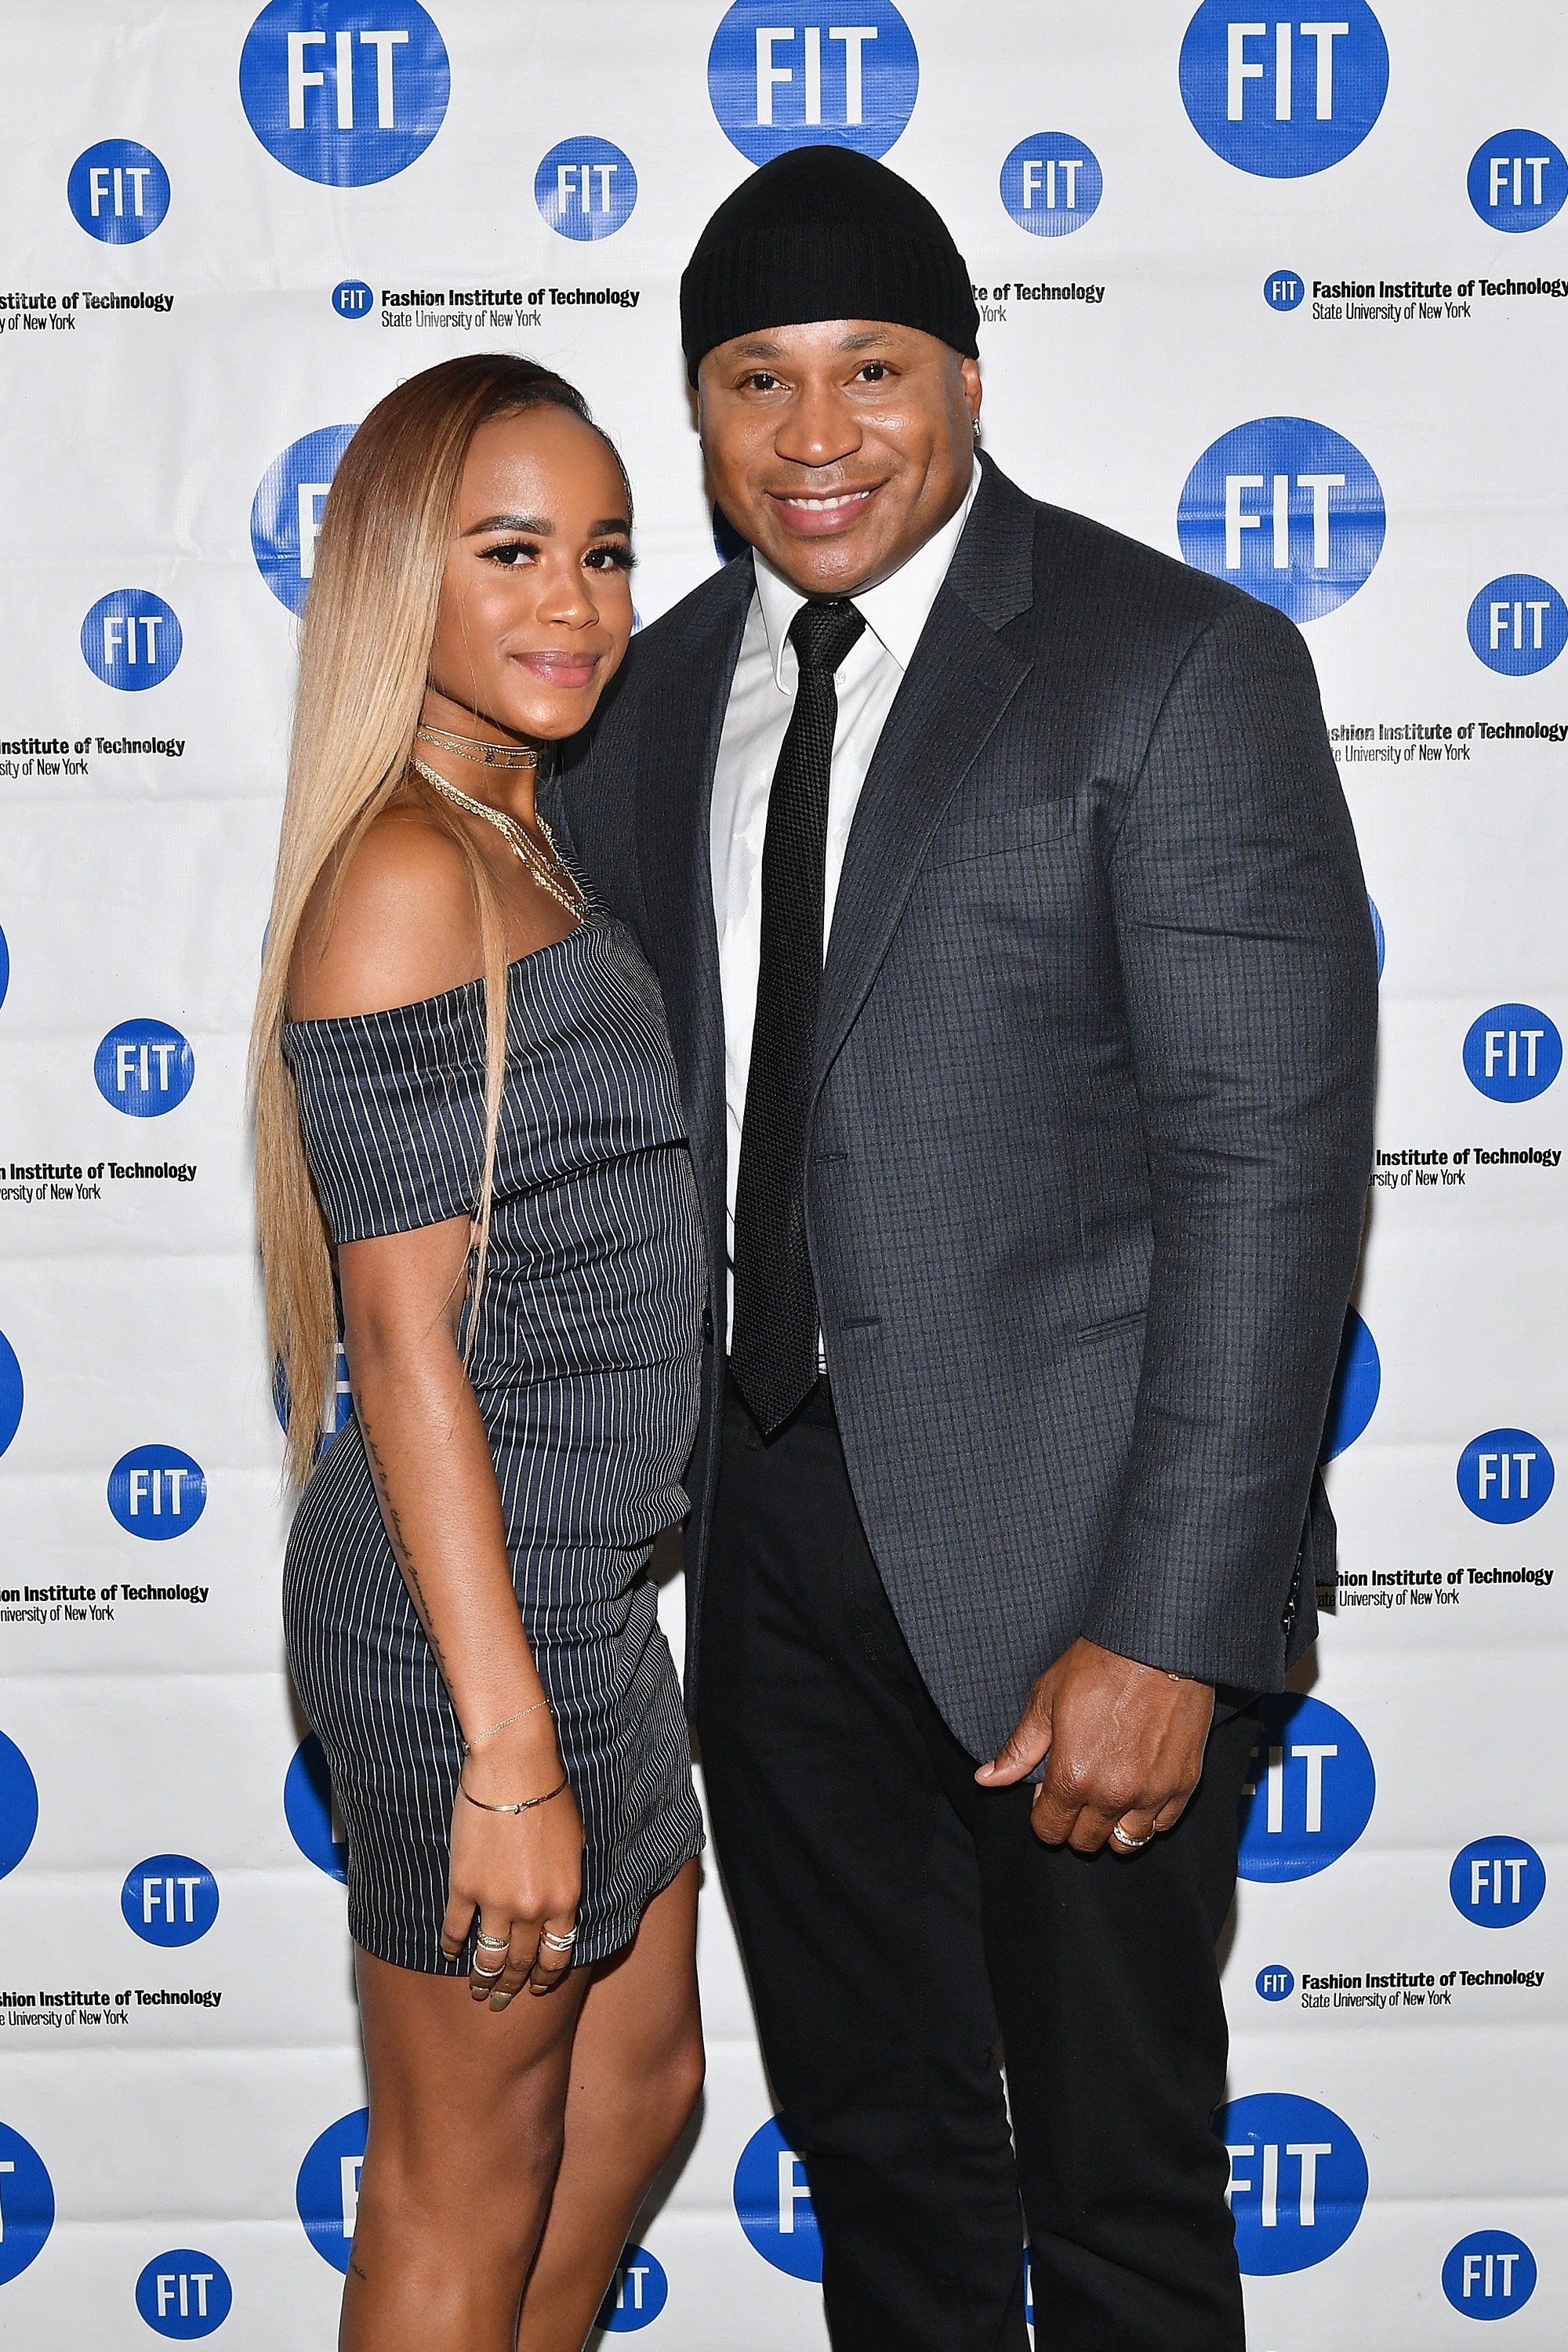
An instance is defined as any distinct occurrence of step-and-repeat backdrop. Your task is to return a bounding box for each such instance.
[0,3,1563,2343]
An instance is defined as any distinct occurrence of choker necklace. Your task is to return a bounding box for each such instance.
[416,719,539,771]
[409,758,586,923]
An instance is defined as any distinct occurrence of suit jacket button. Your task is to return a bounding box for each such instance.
[701,1307,714,1341]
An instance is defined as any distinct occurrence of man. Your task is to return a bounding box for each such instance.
[557,144,1377,2350]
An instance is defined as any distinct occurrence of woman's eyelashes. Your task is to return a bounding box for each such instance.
[480,538,635,572]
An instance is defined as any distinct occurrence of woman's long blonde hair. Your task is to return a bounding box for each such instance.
[251,354,623,1484]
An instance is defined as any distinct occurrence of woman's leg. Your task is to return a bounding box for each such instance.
[517,1860,704,2351]
[344,1948,593,2352]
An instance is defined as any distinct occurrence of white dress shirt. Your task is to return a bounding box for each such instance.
[710,459,981,1336]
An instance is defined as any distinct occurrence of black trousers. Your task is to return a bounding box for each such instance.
[696,1386,1255,2352]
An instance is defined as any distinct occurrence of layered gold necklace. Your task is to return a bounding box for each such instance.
[409,757,586,923]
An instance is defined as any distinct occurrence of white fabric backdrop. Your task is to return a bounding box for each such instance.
[0,2,1563,2343]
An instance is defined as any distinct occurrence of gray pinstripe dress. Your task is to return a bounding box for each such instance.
[280,913,706,1972]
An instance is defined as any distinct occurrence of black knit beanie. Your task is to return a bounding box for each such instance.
[681,145,979,383]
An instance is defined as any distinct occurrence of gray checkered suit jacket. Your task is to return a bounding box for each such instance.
[554,456,1377,1761]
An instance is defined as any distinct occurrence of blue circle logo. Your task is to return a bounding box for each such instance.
[0,1330,22,1459]
[535,137,637,240]
[597,2243,670,2330]
[94,1018,195,1116]
[239,1,449,185]
[0,1730,39,1880]
[251,424,357,615]
[734,2116,821,2280]
[1218,2093,1367,2272]
[1457,1429,1554,1526]
[0,923,9,1011]
[285,1733,347,1882]
[708,2,918,164]
[107,1446,208,1541]
[1468,132,1568,234]
[1321,1306,1379,1461]
[1367,895,1385,978]
[296,2107,368,2271]
[1450,1836,1545,1931]
[122,1855,220,1947]
[999,135,1102,237]
[274,1342,354,1453]
[331,278,374,319]
[1467,574,1568,676]
[134,2250,233,2336]
[81,590,183,691]
[1179,2,1388,177]
[1256,1964,1295,2002]
[1463,1004,1561,1102]
[1178,417,1385,622]
[1239,1693,1375,1882]
[0,2120,53,2285]
[67,140,171,241]
[1443,2230,1537,2318]
[1264,270,1305,311]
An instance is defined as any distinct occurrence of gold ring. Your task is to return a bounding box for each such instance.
[1110,1823,1152,1851]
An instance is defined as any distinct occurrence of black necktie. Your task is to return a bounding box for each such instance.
[730,597,867,1436]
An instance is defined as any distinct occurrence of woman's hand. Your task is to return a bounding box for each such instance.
[440,1719,585,2008]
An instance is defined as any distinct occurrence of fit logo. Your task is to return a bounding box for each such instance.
[1218,2093,1368,2272]
[0,2122,53,2285]
[1179,2,1388,176]
[67,140,171,241]
[0,1731,38,1881]
[1178,418,1385,622]
[708,2,918,163]
[81,591,183,691]
[535,138,638,240]
[1456,1429,1555,1526]
[252,426,358,613]
[1468,575,1568,676]
[135,2251,233,2338]
[94,1020,195,1116]
[1443,2230,1537,2318]
[999,136,1103,237]
[1463,1004,1561,1103]
[296,2109,369,2272]
[107,1446,208,1541]
[1238,1694,1375,1881]
[240,1,449,185]
[1468,132,1567,233]
[596,2243,670,2332]
[734,2115,822,2279]
[122,1856,220,1947]
[1450,1836,1545,1929]
[285,1732,349,1882]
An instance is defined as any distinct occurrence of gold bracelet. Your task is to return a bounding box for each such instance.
[463,1698,553,1748]
[457,1764,570,1816]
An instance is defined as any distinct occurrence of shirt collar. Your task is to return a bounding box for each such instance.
[753,458,981,690]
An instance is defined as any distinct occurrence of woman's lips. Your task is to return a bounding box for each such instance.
[767,483,883,536]
[513,651,599,687]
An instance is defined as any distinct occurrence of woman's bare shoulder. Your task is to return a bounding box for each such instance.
[289,804,482,1022]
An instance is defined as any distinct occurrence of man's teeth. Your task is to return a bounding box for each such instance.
[783,490,872,510]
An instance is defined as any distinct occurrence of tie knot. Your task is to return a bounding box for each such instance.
[789,597,866,676]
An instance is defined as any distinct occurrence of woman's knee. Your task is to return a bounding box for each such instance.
[360,2114,562,2254]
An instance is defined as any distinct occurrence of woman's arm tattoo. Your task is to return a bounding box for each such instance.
[354,1392,455,1686]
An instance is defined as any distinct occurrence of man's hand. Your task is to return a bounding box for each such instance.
[975,1637,1215,1854]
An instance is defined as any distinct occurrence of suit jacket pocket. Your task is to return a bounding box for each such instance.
[1076,1307,1147,1344]
[925,797,1076,870]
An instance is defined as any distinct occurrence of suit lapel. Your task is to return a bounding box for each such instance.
[815,462,1037,1090]
[637,557,753,1213]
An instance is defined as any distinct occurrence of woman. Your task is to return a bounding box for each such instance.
[251,354,706,2351]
